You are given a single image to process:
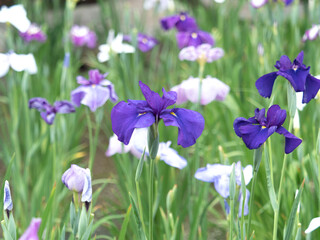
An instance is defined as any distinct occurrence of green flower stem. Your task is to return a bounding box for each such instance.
[135,180,147,235]
[272,118,293,240]
[149,156,155,240]
[268,138,274,186]
[229,198,234,240]
[247,170,257,237]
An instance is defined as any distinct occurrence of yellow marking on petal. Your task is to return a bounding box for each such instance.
[138,112,146,116]
[170,112,177,117]
[262,126,267,129]
[180,15,186,21]
[92,84,96,88]
[292,65,298,71]
[191,32,198,39]
[142,38,148,44]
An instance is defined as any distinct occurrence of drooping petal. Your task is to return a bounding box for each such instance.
[0,5,31,32]
[238,189,250,217]
[111,101,155,145]
[160,14,180,30]
[40,111,55,125]
[179,46,197,61]
[197,31,215,46]
[266,104,287,127]
[28,97,51,112]
[19,218,41,240]
[3,180,13,211]
[214,174,230,198]
[81,168,92,202]
[176,32,191,49]
[255,72,278,98]
[9,53,37,74]
[305,217,320,234]
[158,141,187,169]
[195,164,232,182]
[276,126,302,154]
[160,108,204,148]
[0,53,10,78]
[105,134,131,157]
[302,74,320,103]
[233,117,258,138]
[54,101,75,114]
[206,47,224,62]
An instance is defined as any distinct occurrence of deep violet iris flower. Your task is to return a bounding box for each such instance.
[71,69,118,112]
[111,81,205,148]
[233,105,302,154]
[29,98,75,125]
[160,12,197,32]
[123,33,158,52]
[256,51,320,104]
[176,29,214,49]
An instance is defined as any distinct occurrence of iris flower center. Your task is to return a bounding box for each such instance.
[180,15,186,21]
[170,112,177,117]
[191,32,198,39]
[142,38,148,44]
[292,65,298,71]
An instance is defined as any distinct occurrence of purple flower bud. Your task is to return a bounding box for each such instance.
[302,25,320,42]
[63,52,70,68]
[19,218,41,240]
[3,180,13,211]
[19,23,46,43]
[62,164,92,202]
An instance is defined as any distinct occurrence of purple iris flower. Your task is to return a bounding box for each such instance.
[19,218,41,240]
[256,51,320,104]
[111,81,205,148]
[19,23,46,43]
[62,164,92,203]
[123,33,158,52]
[233,105,302,154]
[71,69,118,112]
[160,12,198,32]
[29,98,75,125]
[176,29,214,49]
[195,161,252,216]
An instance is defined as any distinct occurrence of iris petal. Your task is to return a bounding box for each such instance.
[276,126,302,154]
[266,105,286,127]
[255,72,278,98]
[160,108,204,148]
[111,101,155,145]
[302,74,320,103]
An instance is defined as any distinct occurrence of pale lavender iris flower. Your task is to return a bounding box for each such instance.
[19,218,41,240]
[70,25,97,49]
[179,44,224,63]
[3,180,13,211]
[19,23,46,43]
[71,69,118,112]
[106,128,187,169]
[62,164,92,203]
[111,81,204,148]
[195,161,252,216]
[251,0,293,8]
[302,25,320,42]
[29,98,75,125]
[171,76,230,105]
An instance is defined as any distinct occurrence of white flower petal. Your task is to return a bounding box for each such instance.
[158,141,187,169]
[0,53,10,78]
[0,5,30,32]
[305,217,320,234]
[106,134,131,157]
[9,53,37,74]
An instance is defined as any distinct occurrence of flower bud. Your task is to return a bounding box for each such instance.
[3,180,13,212]
[62,164,92,203]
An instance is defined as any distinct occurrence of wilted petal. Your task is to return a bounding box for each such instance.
[0,53,10,78]
[158,141,187,169]
[305,217,320,234]
[54,101,75,114]
[276,126,302,154]
[3,180,13,211]
[19,218,41,240]
[160,108,204,148]
[302,74,320,104]
[81,168,92,202]
[111,101,155,145]
[255,72,278,98]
